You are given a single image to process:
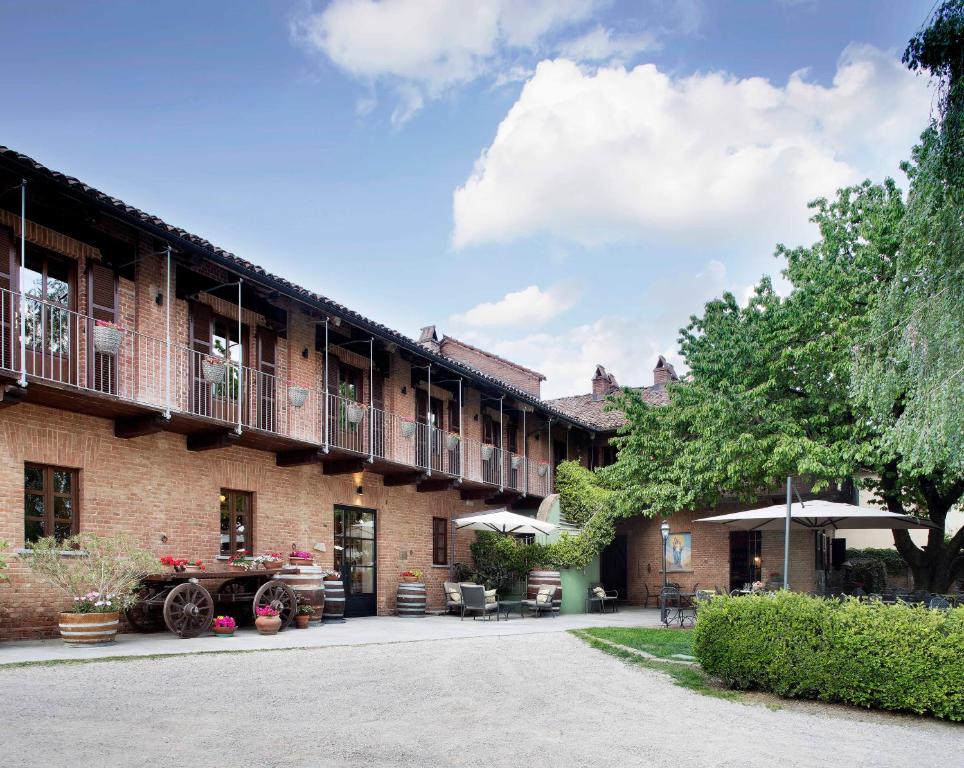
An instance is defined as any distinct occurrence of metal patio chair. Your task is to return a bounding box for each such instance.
[459,584,499,621]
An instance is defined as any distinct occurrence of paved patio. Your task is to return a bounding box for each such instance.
[0,607,662,666]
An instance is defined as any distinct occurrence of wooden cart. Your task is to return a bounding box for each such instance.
[126,570,298,638]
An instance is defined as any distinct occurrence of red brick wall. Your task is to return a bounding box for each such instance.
[616,509,822,605]
[0,404,502,639]
[439,338,543,398]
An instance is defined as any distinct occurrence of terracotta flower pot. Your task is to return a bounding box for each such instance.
[58,611,120,646]
[289,557,314,566]
[228,564,249,572]
[295,614,311,629]
[402,576,417,583]
[213,625,235,637]
[255,615,282,635]
[184,565,203,573]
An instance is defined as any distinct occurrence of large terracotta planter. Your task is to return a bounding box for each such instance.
[213,626,235,638]
[58,611,120,645]
[255,615,282,635]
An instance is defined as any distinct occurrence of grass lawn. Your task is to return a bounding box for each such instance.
[578,627,694,659]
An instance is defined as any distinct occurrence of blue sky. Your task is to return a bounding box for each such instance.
[0,1,936,396]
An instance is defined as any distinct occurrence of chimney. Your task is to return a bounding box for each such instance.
[418,325,440,354]
[653,355,678,386]
[592,365,618,401]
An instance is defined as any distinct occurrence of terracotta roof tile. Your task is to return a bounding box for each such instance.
[545,385,670,431]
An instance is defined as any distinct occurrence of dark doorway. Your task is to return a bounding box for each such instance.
[729,531,762,591]
[600,534,628,599]
[334,505,377,617]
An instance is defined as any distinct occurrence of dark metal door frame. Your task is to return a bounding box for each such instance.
[334,504,377,617]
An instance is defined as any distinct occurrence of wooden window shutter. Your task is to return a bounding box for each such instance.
[448,399,460,432]
[372,370,385,411]
[87,262,117,322]
[190,301,212,355]
[256,328,277,431]
[0,226,14,293]
[326,354,340,396]
[0,227,14,372]
[257,328,276,376]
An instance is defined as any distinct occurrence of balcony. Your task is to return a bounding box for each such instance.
[0,288,551,499]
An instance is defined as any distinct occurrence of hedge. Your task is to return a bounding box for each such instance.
[693,592,964,720]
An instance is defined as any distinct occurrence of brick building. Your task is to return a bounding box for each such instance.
[0,147,601,639]
[547,359,830,603]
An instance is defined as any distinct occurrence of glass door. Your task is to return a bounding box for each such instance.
[334,505,376,617]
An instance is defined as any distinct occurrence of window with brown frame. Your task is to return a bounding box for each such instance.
[24,463,79,543]
[432,517,448,566]
[220,489,253,556]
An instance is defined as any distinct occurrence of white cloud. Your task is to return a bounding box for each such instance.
[451,283,580,327]
[556,25,656,63]
[292,0,600,122]
[453,44,931,248]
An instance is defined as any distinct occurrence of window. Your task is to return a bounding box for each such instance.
[432,517,448,566]
[220,490,253,556]
[24,464,78,543]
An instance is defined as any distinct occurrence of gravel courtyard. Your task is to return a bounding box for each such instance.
[1,632,959,768]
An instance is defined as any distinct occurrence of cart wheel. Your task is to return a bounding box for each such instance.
[163,582,214,638]
[253,581,297,630]
[216,578,256,626]
[125,586,166,633]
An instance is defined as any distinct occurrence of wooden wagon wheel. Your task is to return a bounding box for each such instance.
[163,582,215,638]
[216,578,257,626]
[125,586,166,633]
[253,581,297,631]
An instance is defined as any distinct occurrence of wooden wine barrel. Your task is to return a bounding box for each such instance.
[322,579,346,622]
[527,570,562,612]
[58,611,120,645]
[273,566,325,621]
[396,582,426,617]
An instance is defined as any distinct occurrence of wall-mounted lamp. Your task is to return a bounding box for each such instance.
[753,555,762,566]
[159,534,168,544]
[473,414,479,421]
[219,494,227,504]
[302,347,309,359]
[401,386,407,395]
[356,485,364,495]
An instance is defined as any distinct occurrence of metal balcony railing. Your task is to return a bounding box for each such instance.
[0,287,552,495]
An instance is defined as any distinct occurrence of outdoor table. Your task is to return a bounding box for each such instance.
[497,600,524,621]
[128,568,299,638]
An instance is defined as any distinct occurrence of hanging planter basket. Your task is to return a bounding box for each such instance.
[201,359,226,385]
[445,433,460,451]
[346,403,366,424]
[537,463,549,478]
[480,444,494,461]
[511,455,523,470]
[400,420,417,439]
[288,386,309,408]
[92,325,123,355]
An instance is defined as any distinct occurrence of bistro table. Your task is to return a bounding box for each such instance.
[497,600,525,621]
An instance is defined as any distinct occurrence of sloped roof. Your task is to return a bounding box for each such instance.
[440,335,546,380]
[0,146,596,429]
[546,385,670,432]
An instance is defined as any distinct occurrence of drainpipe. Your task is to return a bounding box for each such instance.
[368,337,374,464]
[18,180,26,388]
[323,319,329,453]
[163,245,171,420]
[235,279,242,435]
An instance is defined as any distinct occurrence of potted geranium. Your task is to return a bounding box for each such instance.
[287,382,309,408]
[399,416,417,439]
[400,569,423,583]
[92,319,124,355]
[295,603,315,629]
[255,605,281,635]
[184,559,204,573]
[537,461,549,477]
[228,549,252,572]
[212,615,237,637]
[322,569,340,581]
[159,555,188,572]
[480,443,494,461]
[289,550,314,566]
[201,354,226,384]
[18,533,154,646]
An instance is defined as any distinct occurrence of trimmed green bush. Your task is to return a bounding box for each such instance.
[694,592,964,720]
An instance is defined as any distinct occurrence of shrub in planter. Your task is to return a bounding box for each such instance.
[296,603,315,628]
[693,592,964,721]
[18,533,155,646]
[92,320,124,355]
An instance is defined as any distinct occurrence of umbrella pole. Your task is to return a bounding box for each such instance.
[783,477,791,590]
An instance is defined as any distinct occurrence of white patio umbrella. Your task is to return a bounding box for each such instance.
[454,509,556,536]
[695,494,936,589]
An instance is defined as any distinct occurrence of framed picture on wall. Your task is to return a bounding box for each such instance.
[665,532,692,572]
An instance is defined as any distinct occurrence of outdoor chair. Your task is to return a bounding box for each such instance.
[459,584,499,621]
[586,584,618,614]
[928,595,951,611]
[659,586,695,628]
[694,588,716,604]
[522,585,557,617]
[443,581,464,615]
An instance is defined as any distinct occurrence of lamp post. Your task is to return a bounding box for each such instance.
[660,520,670,624]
